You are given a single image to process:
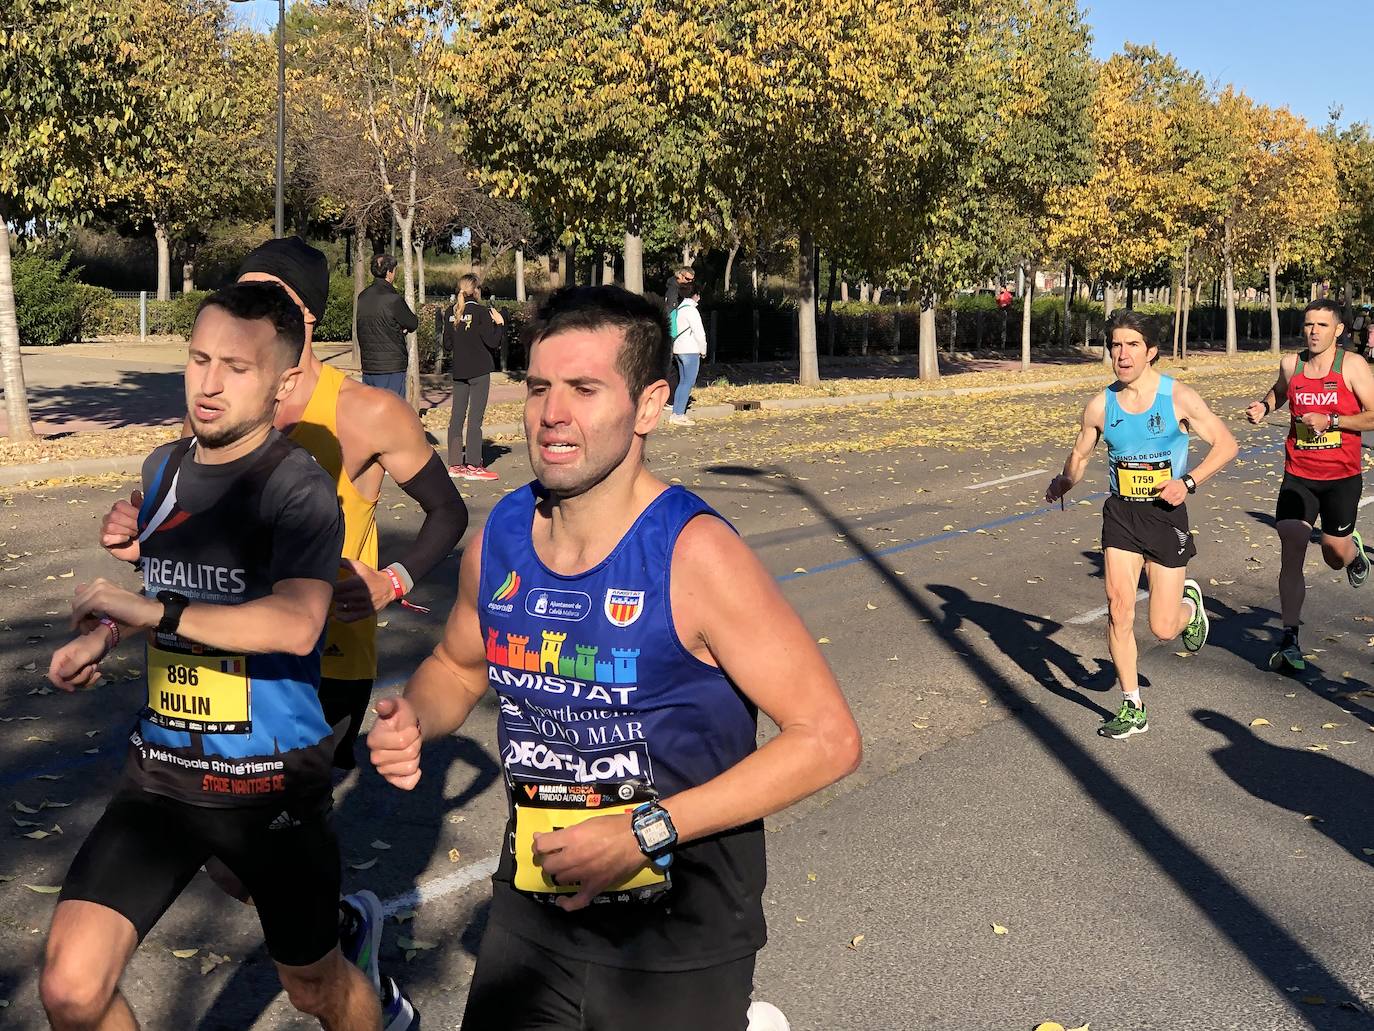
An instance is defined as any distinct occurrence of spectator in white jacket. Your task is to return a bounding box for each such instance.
[670,286,707,425]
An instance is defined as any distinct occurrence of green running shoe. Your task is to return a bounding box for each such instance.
[1347,530,1369,589]
[1099,698,1148,739]
[1181,578,1208,652]
[1267,643,1306,672]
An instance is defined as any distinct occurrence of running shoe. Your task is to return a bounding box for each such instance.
[382,976,419,1031]
[447,464,470,478]
[465,465,499,481]
[1181,578,1208,652]
[340,890,383,995]
[747,1001,791,1030]
[1268,642,1306,672]
[1098,698,1148,739]
[1348,530,1369,588]
[668,414,696,426]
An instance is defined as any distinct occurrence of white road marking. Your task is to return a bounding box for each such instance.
[1066,590,1148,625]
[382,855,500,916]
[1359,496,1374,509]
[966,469,1047,490]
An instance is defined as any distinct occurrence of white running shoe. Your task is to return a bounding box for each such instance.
[747,1000,791,1031]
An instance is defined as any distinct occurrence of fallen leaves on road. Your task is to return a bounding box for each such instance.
[846,934,865,950]
[23,884,60,894]
[991,923,1009,935]
[171,948,198,959]
[200,952,230,975]
[1249,718,1271,728]
[348,858,377,871]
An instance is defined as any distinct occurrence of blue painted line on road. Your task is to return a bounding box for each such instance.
[776,440,1282,584]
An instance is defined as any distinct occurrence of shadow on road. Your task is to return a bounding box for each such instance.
[1195,709,1374,872]
[712,461,1370,1028]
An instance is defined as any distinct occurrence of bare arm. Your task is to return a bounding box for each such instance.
[1174,383,1238,488]
[657,516,861,839]
[69,577,334,657]
[366,530,488,789]
[1332,356,1374,432]
[1246,357,1294,423]
[1045,393,1104,502]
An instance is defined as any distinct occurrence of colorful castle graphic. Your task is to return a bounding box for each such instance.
[487,628,639,684]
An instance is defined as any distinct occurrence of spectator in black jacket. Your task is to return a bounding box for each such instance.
[445,274,505,480]
[355,254,418,398]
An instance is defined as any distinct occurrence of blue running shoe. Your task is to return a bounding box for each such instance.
[382,976,419,1031]
[340,890,383,995]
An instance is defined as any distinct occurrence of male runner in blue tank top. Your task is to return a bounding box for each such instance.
[367,285,862,1030]
[1046,310,1238,739]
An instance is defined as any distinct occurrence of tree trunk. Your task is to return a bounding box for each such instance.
[182,257,195,295]
[154,222,172,301]
[723,242,739,297]
[396,212,420,408]
[563,243,576,288]
[840,281,849,303]
[1268,254,1281,353]
[415,238,426,307]
[470,238,483,278]
[797,227,819,385]
[1102,283,1115,364]
[1060,262,1072,348]
[602,251,616,288]
[1170,270,1182,358]
[1223,218,1238,356]
[0,222,35,442]
[352,226,367,366]
[917,296,939,381]
[515,247,527,302]
[823,261,837,357]
[1020,263,1036,372]
[1180,245,1192,361]
[948,304,958,354]
[623,230,643,295]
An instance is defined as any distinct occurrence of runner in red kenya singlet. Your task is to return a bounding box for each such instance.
[1246,298,1374,672]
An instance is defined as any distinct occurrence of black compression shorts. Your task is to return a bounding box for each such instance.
[60,787,341,967]
[1275,471,1362,536]
[460,921,756,1031]
[1101,494,1197,568]
[319,677,374,771]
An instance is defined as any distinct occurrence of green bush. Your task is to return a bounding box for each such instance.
[314,273,357,342]
[11,252,86,346]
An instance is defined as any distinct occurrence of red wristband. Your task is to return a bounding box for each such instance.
[98,617,120,659]
[383,566,406,600]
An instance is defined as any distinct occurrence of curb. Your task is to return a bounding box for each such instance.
[3,360,1276,485]
[0,454,144,488]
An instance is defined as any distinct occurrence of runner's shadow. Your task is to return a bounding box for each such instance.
[1195,709,1374,871]
[928,585,1116,719]
[195,735,499,1030]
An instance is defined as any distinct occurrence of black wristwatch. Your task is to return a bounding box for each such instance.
[631,800,678,870]
[1182,474,1198,495]
[155,590,189,635]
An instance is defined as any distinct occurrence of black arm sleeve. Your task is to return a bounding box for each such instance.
[386,451,468,583]
[393,293,419,333]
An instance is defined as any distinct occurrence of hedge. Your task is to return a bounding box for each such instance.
[11,252,93,346]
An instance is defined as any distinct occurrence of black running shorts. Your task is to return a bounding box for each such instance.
[1275,471,1361,536]
[319,677,374,771]
[1101,494,1197,568]
[460,921,756,1031]
[60,787,341,967]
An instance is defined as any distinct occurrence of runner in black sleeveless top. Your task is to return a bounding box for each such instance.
[40,285,381,1031]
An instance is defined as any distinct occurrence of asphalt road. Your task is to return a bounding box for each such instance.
[0,377,1371,1030]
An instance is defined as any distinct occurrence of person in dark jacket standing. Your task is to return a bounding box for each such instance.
[356,254,419,398]
[445,274,504,480]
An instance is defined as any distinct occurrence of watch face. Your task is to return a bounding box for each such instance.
[638,817,672,850]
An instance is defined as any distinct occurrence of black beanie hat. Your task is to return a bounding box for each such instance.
[236,236,330,322]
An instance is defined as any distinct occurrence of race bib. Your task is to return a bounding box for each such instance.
[512,780,668,902]
[145,643,250,734]
[1295,421,1340,450]
[1114,459,1171,501]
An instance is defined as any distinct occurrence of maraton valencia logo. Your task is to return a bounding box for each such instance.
[491,571,521,605]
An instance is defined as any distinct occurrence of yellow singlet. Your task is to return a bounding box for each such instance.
[289,364,379,681]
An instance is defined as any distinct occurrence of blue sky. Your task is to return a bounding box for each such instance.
[1085,0,1372,127]
[230,0,1373,129]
